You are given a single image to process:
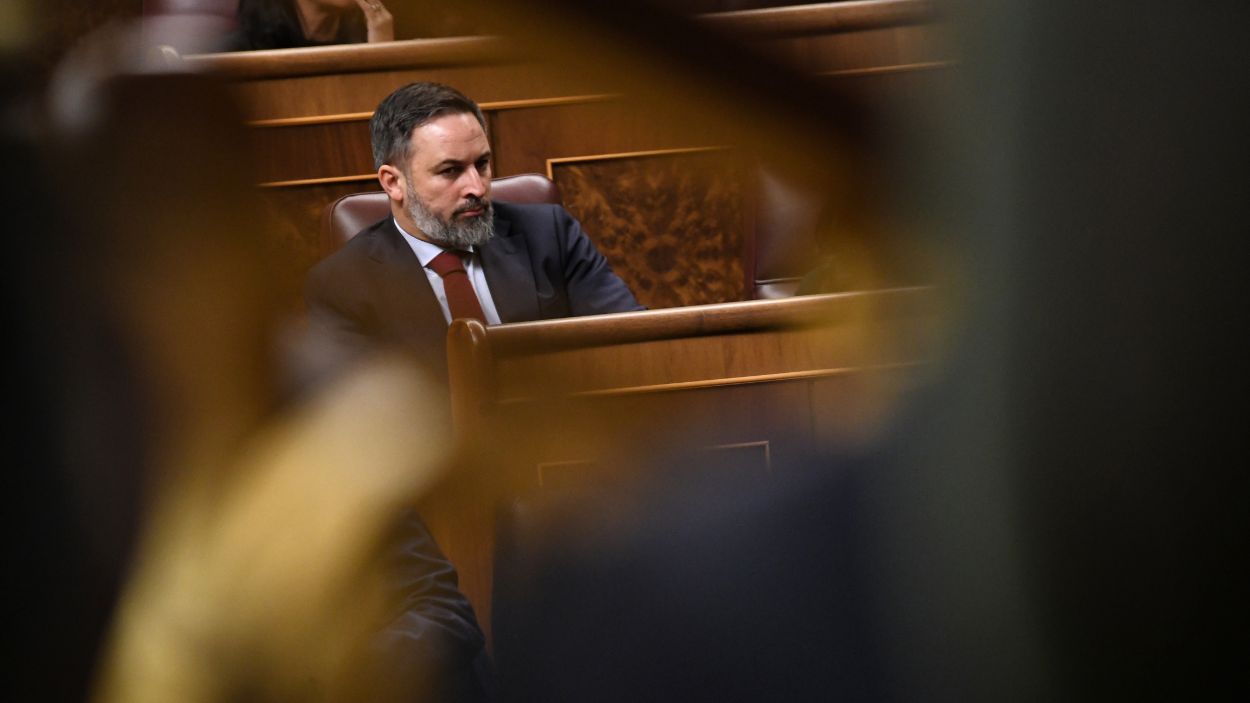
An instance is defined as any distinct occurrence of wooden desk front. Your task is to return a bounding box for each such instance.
[421,288,940,642]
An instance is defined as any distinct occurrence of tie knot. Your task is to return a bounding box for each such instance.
[428,250,469,278]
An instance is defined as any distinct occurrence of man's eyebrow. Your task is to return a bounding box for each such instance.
[432,152,492,169]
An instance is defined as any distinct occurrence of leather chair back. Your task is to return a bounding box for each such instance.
[320,173,563,256]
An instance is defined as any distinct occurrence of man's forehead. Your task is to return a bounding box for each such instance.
[408,113,487,156]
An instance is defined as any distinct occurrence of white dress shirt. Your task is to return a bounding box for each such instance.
[394,218,503,326]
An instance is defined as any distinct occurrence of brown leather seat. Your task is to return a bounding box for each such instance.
[320,173,563,256]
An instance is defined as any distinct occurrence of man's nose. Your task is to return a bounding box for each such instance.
[461,168,487,199]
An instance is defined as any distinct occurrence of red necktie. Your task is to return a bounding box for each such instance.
[427,250,486,323]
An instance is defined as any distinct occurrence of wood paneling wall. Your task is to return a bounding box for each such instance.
[550,149,747,308]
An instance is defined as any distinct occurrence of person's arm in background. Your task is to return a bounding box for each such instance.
[354,0,394,43]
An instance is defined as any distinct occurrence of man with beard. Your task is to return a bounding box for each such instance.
[301,82,639,702]
[304,81,642,381]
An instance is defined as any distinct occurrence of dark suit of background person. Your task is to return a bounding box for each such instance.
[304,202,643,381]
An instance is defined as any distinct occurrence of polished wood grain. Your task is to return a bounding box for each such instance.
[550,148,747,308]
[544,146,728,178]
[483,287,931,352]
[251,118,374,184]
[488,98,738,176]
[257,180,383,298]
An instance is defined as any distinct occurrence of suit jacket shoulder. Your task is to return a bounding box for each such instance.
[486,202,643,321]
[304,217,448,367]
[302,204,642,370]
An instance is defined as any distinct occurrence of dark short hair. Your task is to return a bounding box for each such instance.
[369,82,487,170]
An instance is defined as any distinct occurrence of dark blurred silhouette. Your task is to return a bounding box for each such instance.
[3,55,147,703]
[7,18,488,702]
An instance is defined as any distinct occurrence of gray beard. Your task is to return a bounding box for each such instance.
[405,185,495,250]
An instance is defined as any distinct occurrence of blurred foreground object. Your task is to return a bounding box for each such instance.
[94,357,453,703]
[24,23,473,702]
[484,0,1250,700]
[142,0,239,54]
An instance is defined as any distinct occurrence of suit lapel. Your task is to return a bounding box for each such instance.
[482,213,541,323]
[368,219,448,342]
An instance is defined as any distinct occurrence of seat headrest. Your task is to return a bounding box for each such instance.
[320,173,564,256]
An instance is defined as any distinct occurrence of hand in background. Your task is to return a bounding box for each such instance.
[354,0,394,43]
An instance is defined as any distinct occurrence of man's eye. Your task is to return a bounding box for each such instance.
[476,160,490,172]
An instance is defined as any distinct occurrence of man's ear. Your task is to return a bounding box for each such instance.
[378,165,405,203]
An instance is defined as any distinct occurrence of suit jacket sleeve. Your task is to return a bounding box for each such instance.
[553,207,645,315]
[303,250,384,360]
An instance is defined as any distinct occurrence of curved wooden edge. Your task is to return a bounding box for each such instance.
[247,94,621,128]
[183,36,518,80]
[496,361,926,403]
[700,0,939,38]
[259,173,378,188]
[544,146,731,180]
[485,288,935,356]
[446,319,494,439]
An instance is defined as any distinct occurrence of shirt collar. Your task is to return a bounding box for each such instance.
[393,217,476,267]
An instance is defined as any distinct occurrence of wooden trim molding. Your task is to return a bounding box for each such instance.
[249,111,374,128]
[701,0,938,38]
[497,362,924,403]
[258,173,378,188]
[545,145,731,180]
[481,93,620,112]
[247,93,621,128]
[484,288,933,356]
[183,35,517,80]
